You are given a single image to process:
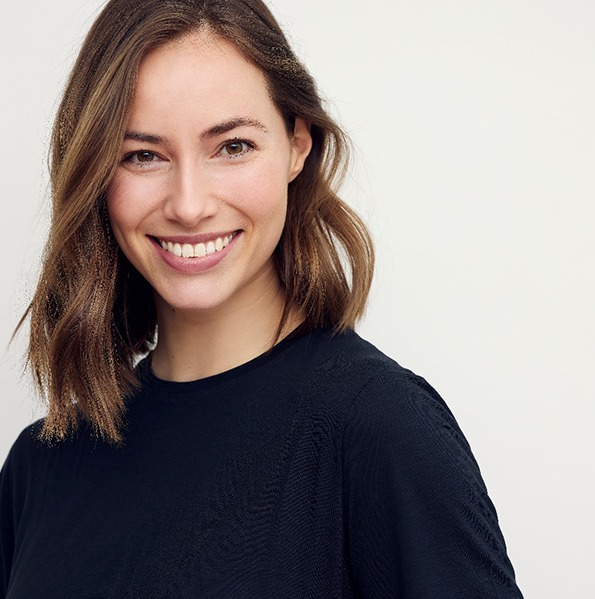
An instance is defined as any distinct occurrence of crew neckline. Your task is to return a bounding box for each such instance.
[136,325,316,396]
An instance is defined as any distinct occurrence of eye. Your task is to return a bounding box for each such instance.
[122,150,166,169]
[135,151,156,163]
[218,139,255,158]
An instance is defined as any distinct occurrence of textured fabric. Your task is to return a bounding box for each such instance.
[0,329,523,598]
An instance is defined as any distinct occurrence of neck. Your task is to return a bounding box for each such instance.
[150,274,301,382]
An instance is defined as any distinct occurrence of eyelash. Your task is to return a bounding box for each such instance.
[122,151,163,168]
[217,138,256,158]
[121,138,256,168]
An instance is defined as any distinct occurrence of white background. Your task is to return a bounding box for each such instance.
[1,1,594,597]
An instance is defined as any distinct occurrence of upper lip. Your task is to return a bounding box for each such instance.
[150,230,239,244]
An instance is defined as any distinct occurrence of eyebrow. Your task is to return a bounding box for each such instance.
[123,117,268,146]
[123,131,170,145]
[201,117,268,139]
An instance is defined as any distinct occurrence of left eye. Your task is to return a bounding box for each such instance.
[219,140,254,157]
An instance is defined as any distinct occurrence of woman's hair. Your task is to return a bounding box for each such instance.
[23,0,374,444]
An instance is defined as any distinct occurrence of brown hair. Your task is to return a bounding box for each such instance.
[23,0,374,444]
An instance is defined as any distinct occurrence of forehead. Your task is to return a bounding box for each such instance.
[132,31,270,113]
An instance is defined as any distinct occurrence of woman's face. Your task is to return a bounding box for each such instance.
[107,31,312,316]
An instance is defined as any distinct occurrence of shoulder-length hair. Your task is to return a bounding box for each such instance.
[23,0,374,444]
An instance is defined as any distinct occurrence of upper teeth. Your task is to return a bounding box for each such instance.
[160,234,235,258]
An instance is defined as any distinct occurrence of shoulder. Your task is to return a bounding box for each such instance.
[309,328,455,422]
[1,419,51,475]
[306,327,421,388]
[344,355,463,449]
[318,330,480,479]
[2,418,92,471]
[1,420,46,502]
[305,329,472,456]
[4,419,45,460]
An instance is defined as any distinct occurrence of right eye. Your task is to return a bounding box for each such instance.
[122,151,164,168]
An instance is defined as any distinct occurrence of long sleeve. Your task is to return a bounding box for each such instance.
[0,423,40,599]
[0,448,16,598]
[342,370,523,598]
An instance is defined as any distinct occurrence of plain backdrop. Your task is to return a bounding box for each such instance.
[1,1,594,596]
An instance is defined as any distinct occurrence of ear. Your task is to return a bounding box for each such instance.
[288,117,313,182]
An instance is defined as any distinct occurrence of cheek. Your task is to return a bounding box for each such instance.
[106,174,162,237]
[106,179,125,228]
[105,179,127,243]
[224,160,290,228]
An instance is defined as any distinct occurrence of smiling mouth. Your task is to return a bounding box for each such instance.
[156,232,237,258]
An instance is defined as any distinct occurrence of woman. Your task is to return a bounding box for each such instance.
[0,0,523,597]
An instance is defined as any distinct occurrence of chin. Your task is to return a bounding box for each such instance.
[156,290,234,314]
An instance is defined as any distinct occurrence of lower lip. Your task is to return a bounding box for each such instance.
[150,232,241,274]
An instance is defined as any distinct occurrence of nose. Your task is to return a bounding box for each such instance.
[163,161,219,228]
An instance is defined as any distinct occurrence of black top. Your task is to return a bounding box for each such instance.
[0,329,523,598]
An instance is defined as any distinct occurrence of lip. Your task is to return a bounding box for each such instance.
[149,230,241,274]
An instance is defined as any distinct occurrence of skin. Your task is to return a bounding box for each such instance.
[107,31,312,382]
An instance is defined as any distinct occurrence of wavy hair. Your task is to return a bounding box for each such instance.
[22,0,374,444]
